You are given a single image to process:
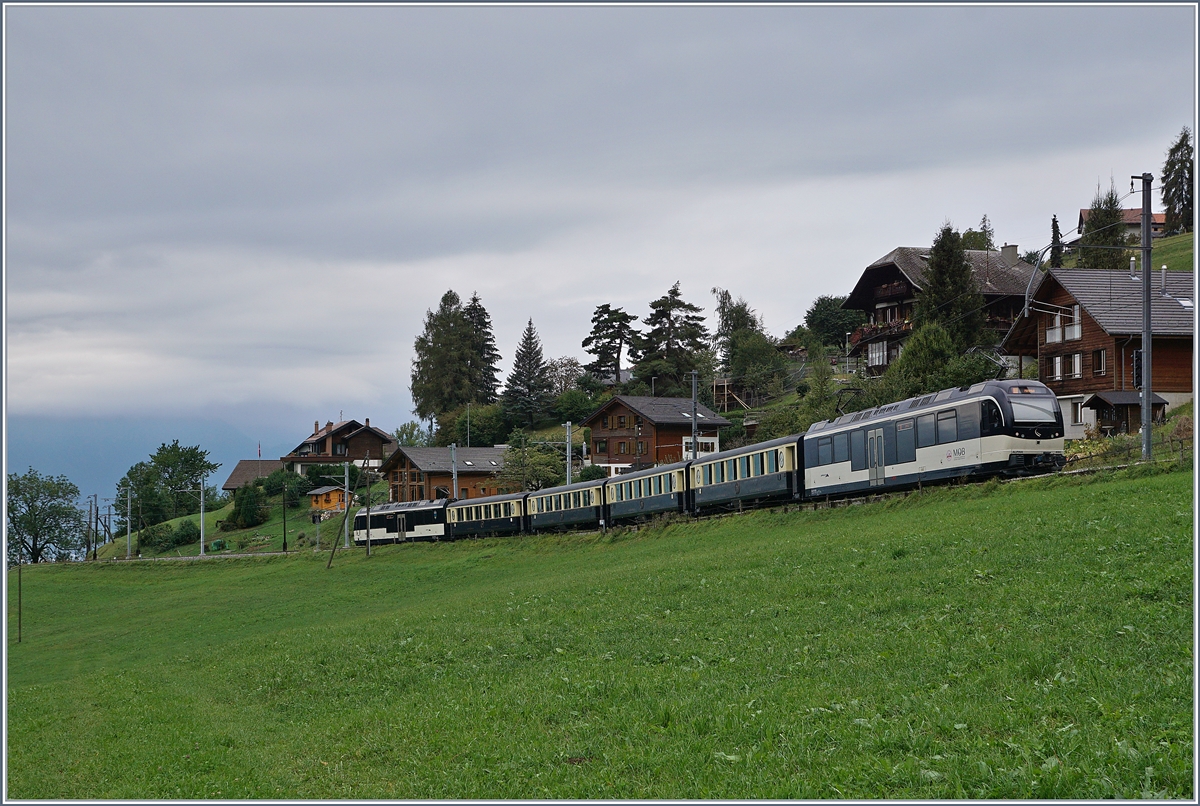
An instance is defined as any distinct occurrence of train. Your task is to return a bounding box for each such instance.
[353,379,1065,545]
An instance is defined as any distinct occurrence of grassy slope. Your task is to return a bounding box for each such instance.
[1064,231,1193,271]
[7,466,1192,799]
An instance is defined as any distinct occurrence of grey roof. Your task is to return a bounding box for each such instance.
[307,485,343,496]
[591,395,732,428]
[395,446,507,473]
[865,246,1037,297]
[1083,390,1168,407]
[221,459,283,491]
[1043,268,1195,336]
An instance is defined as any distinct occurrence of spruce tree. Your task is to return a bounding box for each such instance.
[1050,214,1064,268]
[1162,126,1193,234]
[1078,181,1130,271]
[502,319,552,427]
[463,292,502,404]
[914,224,985,351]
[581,304,638,384]
[410,291,473,422]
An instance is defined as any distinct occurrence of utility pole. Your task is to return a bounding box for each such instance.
[365,451,372,557]
[86,496,93,561]
[91,494,99,560]
[199,475,206,556]
[1134,172,1154,461]
[466,403,471,448]
[565,422,573,485]
[281,472,288,553]
[125,486,132,560]
[343,462,350,549]
[691,370,699,460]
[450,443,458,502]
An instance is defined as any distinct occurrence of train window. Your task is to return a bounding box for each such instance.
[739,455,750,477]
[850,430,867,470]
[751,453,762,476]
[650,475,659,495]
[817,436,833,465]
[833,433,849,463]
[937,410,958,444]
[702,465,711,485]
[980,399,1004,435]
[625,482,633,500]
[716,462,726,483]
[725,459,736,480]
[916,414,936,448]
[896,420,916,464]
[768,450,778,473]
[957,403,981,440]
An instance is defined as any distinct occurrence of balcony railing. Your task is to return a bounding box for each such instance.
[873,281,910,300]
[849,320,913,348]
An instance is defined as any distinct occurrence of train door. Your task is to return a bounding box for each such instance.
[398,514,406,541]
[868,427,885,486]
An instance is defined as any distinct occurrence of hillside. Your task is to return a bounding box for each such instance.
[7,464,1192,798]
[1064,230,1193,271]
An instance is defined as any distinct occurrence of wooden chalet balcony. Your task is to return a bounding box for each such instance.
[873,281,910,300]
[849,320,913,348]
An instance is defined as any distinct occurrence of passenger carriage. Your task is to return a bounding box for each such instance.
[803,380,1064,499]
[527,480,604,532]
[690,436,801,513]
[604,461,688,523]
[352,498,449,544]
[447,492,527,539]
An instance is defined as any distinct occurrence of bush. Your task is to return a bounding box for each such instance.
[577,464,607,482]
[174,519,201,546]
[139,523,175,553]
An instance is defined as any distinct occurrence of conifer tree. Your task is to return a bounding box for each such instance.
[581,304,638,384]
[914,224,985,351]
[630,282,709,396]
[463,292,502,404]
[1078,181,1130,271]
[502,319,553,427]
[1162,126,1193,234]
[1050,214,1064,268]
[410,291,473,422]
[961,214,996,251]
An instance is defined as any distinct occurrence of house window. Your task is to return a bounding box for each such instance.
[637,441,645,455]
[333,443,346,456]
[1068,353,1082,379]
[1049,355,1063,381]
[595,440,608,454]
[618,415,626,428]
[1071,402,1084,425]
[868,340,887,367]
[1046,312,1062,344]
[1093,349,1107,376]
[618,441,628,455]
[602,416,609,428]
[1064,305,1082,341]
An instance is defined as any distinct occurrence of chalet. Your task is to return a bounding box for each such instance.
[221,459,283,493]
[581,396,730,475]
[843,245,1036,374]
[1001,268,1194,438]
[308,485,347,513]
[1065,208,1166,247]
[379,446,506,503]
[281,418,394,475]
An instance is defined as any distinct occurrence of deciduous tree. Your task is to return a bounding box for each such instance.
[411,291,473,422]
[961,214,995,251]
[802,295,865,349]
[7,468,86,563]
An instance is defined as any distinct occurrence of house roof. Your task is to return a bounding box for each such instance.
[1083,390,1168,408]
[286,418,394,457]
[1043,268,1193,336]
[380,446,507,475]
[308,485,344,496]
[844,246,1036,312]
[221,459,283,491]
[582,395,732,428]
[1076,208,1166,233]
[1000,268,1194,352]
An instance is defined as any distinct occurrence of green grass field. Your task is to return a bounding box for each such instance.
[7,465,1193,798]
[1064,231,1193,272]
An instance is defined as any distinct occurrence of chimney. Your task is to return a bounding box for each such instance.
[314,420,319,434]
[365,417,370,427]
[1001,243,1018,266]
[326,421,333,432]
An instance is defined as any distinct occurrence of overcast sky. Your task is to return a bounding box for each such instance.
[4,3,1196,496]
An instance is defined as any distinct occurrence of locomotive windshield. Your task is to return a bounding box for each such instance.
[1007,385,1060,423]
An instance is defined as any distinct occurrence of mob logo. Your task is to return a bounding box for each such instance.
[946,447,967,461]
